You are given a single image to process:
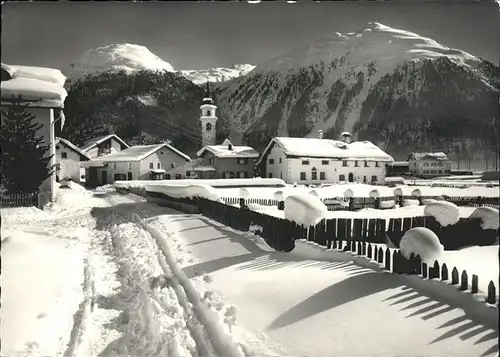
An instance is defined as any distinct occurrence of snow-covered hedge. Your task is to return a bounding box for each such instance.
[399,227,444,264]
[284,193,328,227]
[469,207,499,230]
[146,184,222,202]
[424,201,460,227]
[115,178,286,190]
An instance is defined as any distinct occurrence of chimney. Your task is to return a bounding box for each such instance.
[317,130,324,140]
[341,131,351,144]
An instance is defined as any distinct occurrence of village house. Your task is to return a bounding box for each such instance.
[55,137,90,183]
[192,139,259,179]
[80,134,130,159]
[1,63,67,204]
[257,131,394,184]
[82,143,191,187]
[407,152,451,178]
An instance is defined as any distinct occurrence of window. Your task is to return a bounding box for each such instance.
[268,173,273,178]
[423,169,429,174]
[238,172,245,178]
[129,163,132,169]
[375,161,379,167]
[424,163,429,167]
[113,163,117,169]
[431,163,437,167]
[175,174,182,179]
[311,171,317,180]
[280,172,283,179]
[61,152,67,159]
[209,157,215,165]
[127,172,133,180]
[320,172,326,180]
[321,160,329,165]
[430,170,437,174]
[206,122,212,132]
[238,158,248,165]
[279,158,282,164]
[339,174,346,181]
[186,171,191,177]
[438,162,443,167]
[207,110,211,116]
[438,170,442,174]
[342,160,348,167]
[354,160,359,167]
[363,175,367,183]
[157,163,161,169]
[171,162,176,169]
[302,160,310,165]
[300,172,306,180]
[244,172,249,178]
[364,161,368,167]
[269,158,274,165]
[371,175,378,182]
[149,163,154,169]
[160,151,164,155]
[230,172,235,178]
[114,173,126,181]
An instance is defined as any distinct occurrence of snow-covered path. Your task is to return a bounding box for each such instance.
[124,195,499,357]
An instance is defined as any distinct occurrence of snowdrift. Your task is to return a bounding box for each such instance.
[284,193,328,227]
[424,201,460,227]
[115,178,286,190]
[146,184,221,202]
[469,207,500,230]
[399,227,444,264]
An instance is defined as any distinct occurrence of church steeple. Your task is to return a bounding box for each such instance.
[202,77,214,105]
[199,77,217,147]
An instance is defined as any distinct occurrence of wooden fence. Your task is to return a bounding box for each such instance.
[0,191,51,209]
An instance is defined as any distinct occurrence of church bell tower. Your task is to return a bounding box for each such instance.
[199,79,218,148]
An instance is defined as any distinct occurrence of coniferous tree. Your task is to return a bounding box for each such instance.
[0,95,53,193]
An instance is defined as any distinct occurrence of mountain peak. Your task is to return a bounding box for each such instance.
[68,43,176,78]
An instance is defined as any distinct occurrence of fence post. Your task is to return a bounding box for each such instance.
[451,267,459,285]
[384,248,391,270]
[441,264,449,281]
[422,262,428,278]
[377,247,383,263]
[374,197,381,210]
[486,281,496,304]
[471,274,479,294]
[392,251,400,273]
[460,271,468,291]
[362,242,366,256]
[429,261,440,279]
[367,244,372,259]
[277,201,284,210]
[348,197,355,211]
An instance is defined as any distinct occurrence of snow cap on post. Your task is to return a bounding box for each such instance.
[424,201,460,227]
[393,187,404,196]
[343,189,354,198]
[273,190,284,201]
[469,206,499,230]
[309,190,319,197]
[284,193,328,227]
[411,188,422,197]
[239,188,250,199]
[400,227,444,264]
[369,189,380,199]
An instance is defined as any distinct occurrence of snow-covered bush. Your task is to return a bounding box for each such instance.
[239,188,249,199]
[399,227,444,264]
[146,184,220,202]
[424,201,460,227]
[309,190,319,197]
[469,207,499,230]
[284,193,328,227]
[404,199,420,207]
[411,188,422,197]
[393,187,404,197]
[380,200,395,209]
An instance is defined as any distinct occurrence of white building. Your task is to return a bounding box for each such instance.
[82,143,191,187]
[80,134,129,159]
[257,132,394,184]
[407,152,451,178]
[55,137,90,183]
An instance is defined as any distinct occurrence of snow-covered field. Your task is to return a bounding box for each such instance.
[2,186,498,357]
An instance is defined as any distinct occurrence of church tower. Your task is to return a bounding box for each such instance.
[199,80,218,147]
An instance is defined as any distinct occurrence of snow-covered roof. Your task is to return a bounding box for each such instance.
[1,63,67,108]
[408,152,449,161]
[197,139,259,158]
[151,169,166,174]
[80,134,130,152]
[91,143,191,162]
[257,137,394,164]
[56,137,91,160]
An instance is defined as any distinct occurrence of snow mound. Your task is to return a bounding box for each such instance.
[273,190,284,201]
[284,193,328,227]
[369,189,380,199]
[411,188,422,197]
[399,227,444,264]
[68,43,176,79]
[424,201,460,227]
[394,187,404,196]
[147,184,221,202]
[404,199,420,207]
[0,206,49,225]
[469,207,500,230]
[309,190,319,197]
[343,189,355,198]
[239,188,250,199]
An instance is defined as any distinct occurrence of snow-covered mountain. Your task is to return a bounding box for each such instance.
[68,43,177,79]
[68,43,254,84]
[213,22,499,161]
[181,64,256,85]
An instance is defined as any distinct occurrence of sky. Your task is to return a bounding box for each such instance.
[2,1,499,74]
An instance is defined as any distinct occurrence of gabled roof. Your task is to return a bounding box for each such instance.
[91,143,191,162]
[80,134,130,152]
[407,152,448,161]
[256,137,394,165]
[56,137,91,160]
[197,139,259,158]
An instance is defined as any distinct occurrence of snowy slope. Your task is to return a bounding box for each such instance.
[213,22,496,159]
[68,43,177,78]
[181,64,256,85]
